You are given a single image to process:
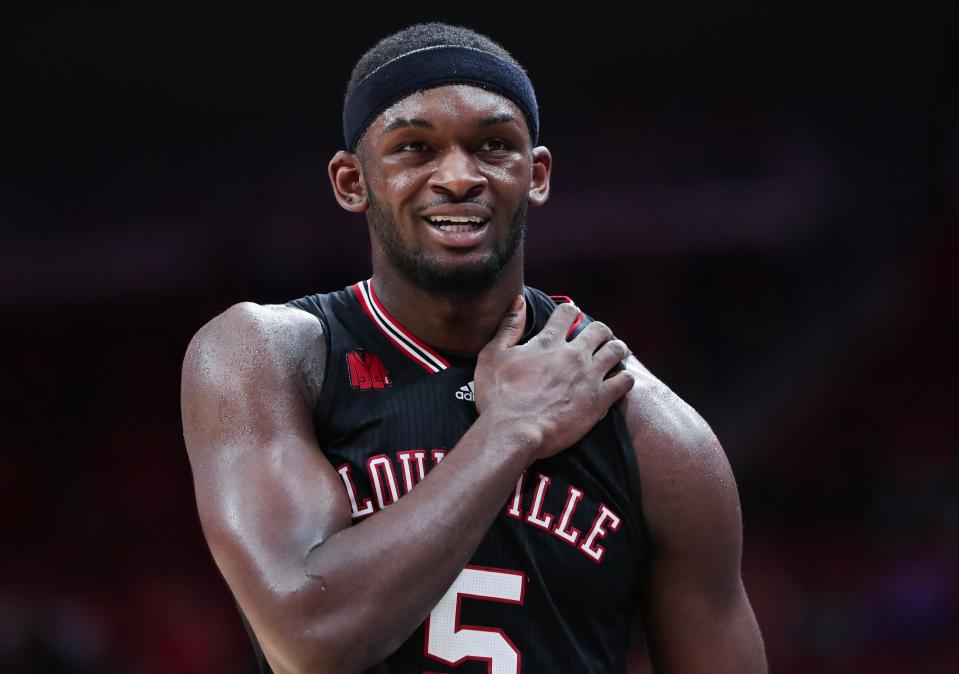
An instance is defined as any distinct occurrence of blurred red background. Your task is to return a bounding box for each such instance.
[3,3,957,672]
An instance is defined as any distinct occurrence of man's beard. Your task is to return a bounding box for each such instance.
[367,191,526,298]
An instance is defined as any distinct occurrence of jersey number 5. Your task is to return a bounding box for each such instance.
[424,565,526,674]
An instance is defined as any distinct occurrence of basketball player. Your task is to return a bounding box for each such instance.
[181,23,766,674]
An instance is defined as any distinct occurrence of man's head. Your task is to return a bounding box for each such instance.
[328,23,552,299]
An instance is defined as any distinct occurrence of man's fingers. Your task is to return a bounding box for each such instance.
[600,370,635,407]
[575,321,614,353]
[490,295,527,350]
[537,302,580,343]
[593,339,629,372]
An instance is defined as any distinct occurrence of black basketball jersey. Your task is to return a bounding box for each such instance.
[244,279,648,674]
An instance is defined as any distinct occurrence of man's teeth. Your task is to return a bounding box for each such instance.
[425,215,485,224]
[436,223,477,232]
[425,215,487,233]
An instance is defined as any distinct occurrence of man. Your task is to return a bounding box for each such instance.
[181,23,766,674]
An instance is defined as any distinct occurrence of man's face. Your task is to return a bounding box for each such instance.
[355,85,541,297]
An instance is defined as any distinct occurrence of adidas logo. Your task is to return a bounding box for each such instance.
[455,381,475,402]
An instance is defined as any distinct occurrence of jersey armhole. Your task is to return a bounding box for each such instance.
[285,295,335,423]
[611,404,651,575]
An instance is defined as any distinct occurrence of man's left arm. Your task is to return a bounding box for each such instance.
[620,355,767,674]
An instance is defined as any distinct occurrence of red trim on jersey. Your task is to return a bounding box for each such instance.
[351,282,436,373]
[568,312,584,337]
[549,294,584,337]
[351,280,450,373]
[368,279,451,368]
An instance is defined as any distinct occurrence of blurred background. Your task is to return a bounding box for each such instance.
[3,2,957,672]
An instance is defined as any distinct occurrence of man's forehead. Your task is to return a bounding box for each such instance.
[373,84,526,132]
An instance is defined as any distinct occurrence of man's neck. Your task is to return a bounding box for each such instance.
[370,264,524,355]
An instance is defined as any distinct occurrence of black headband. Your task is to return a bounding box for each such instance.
[343,44,539,152]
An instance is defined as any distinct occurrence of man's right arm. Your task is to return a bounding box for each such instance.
[181,297,632,674]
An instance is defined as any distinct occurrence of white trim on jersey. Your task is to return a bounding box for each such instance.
[353,279,450,374]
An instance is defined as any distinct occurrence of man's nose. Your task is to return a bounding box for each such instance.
[428,147,487,200]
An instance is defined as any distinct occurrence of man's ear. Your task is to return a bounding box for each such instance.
[329,150,369,212]
[528,146,552,207]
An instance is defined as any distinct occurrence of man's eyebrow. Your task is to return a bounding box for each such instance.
[478,113,519,128]
[380,118,434,135]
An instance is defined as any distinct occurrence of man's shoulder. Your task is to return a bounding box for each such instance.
[183,301,327,393]
[619,355,717,455]
[618,355,739,543]
[193,301,325,353]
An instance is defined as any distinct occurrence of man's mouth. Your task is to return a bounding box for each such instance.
[424,215,489,233]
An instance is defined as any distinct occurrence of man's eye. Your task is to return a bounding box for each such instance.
[480,138,510,152]
[399,141,427,152]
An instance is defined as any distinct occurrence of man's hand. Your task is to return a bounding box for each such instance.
[474,295,634,461]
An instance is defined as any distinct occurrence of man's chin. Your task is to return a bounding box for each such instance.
[407,254,504,297]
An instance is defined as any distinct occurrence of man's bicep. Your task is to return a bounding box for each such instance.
[642,557,764,674]
[639,450,764,673]
[181,303,352,635]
